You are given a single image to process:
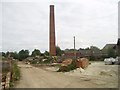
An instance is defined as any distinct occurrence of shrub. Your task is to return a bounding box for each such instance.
[31,60,38,64]
[10,61,20,87]
[89,56,96,61]
[67,60,77,71]
[42,56,53,64]
[12,62,20,81]
[58,59,77,72]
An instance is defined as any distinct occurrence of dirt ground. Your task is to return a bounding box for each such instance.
[14,61,119,88]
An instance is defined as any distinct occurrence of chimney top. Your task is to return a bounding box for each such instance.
[50,0,55,5]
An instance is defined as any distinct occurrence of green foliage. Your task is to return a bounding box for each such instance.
[56,46,64,56]
[0,56,2,61]
[10,52,19,59]
[18,50,29,60]
[43,59,52,64]
[4,51,10,57]
[89,56,96,61]
[12,62,20,80]
[65,49,77,51]
[31,60,38,64]
[2,50,29,61]
[2,61,20,87]
[31,49,41,57]
[67,60,77,71]
[85,47,90,50]
[2,52,6,57]
[58,60,77,72]
[44,51,49,56]
[42,56,53,64]
[10,61,20,87]
[47,56,53,61]
[2,50,30,61]
[90,46,100,51]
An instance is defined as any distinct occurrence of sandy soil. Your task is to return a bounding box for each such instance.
[14,61,119,88]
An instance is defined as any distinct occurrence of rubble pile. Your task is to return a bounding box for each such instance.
[58,58,89,72]
[61,59,72,67]
[76,58,89,69]
[58,59,73,72]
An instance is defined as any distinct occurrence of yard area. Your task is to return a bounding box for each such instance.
[15,61,118,88]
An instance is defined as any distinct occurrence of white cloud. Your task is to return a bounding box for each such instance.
[1,0,119,52]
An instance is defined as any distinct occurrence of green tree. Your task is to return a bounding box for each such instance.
[18,50,29,60]
[10,52,19,59]
[44,51,49,56]
[90,46,100,51]
[6,51,10,57]
[2,52,6,57]
[85,47,90,50]
[56,46,64,56]
[31,49,41,57]
[13,52,19,59]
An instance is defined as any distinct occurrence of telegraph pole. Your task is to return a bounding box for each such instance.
[74,36,75,50]
[74,36,76,60]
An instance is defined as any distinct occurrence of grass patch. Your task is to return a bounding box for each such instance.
[10,61,20,87]
[2,60,20,88]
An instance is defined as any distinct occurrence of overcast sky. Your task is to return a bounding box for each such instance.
[1,0,119,53]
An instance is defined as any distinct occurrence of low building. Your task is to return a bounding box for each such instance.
[79,48,102,58]
[79,49,91,57]
[102,44,116,57]
[117,38,120,56]
[63,43,118,59]
[113,38,120,56]
[64,51,81,58]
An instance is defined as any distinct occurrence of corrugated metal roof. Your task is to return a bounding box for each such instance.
[102,44,116,50]
[117,38,120,45]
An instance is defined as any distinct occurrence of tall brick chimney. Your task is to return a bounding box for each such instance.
[49,5,56,56]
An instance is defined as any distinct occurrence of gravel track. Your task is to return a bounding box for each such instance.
[15,61,118,88]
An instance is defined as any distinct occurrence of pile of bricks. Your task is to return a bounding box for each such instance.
[59,58,89,72]
[76,58,89,69]
[61,59,72,66]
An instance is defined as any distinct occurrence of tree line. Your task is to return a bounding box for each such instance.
[2,45,117,61]
[2,46,64,61]
[2,49,48,61]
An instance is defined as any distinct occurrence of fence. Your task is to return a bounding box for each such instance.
[1,58,13,90]
[1,72,11,90]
